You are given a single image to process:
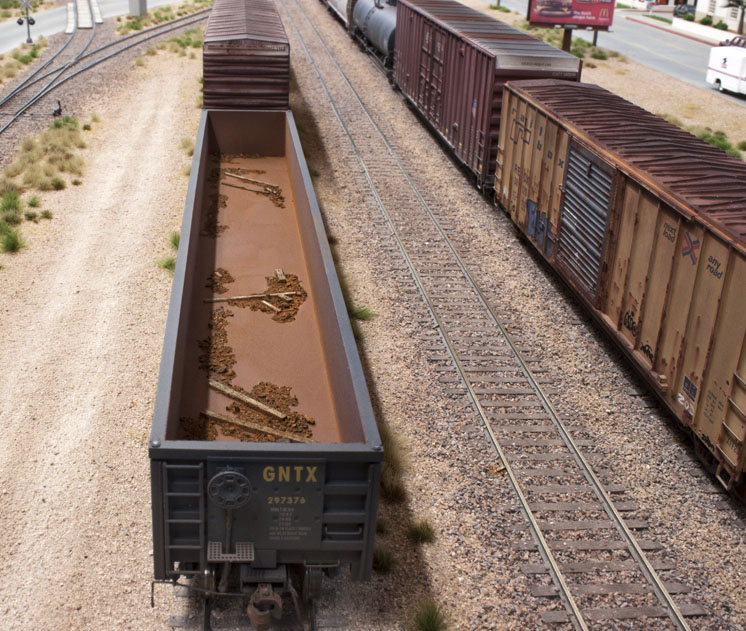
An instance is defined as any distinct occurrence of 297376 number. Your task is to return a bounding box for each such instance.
[267,496,306,505]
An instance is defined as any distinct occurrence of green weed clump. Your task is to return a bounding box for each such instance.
[159,256,176,272]
[697,129,742,159]
[412,601,448,631]
[1,190,21,213]
[0,224,25,253]
[408,520,437,544]
[26,195,40,208]
[372,544,395,574]
[350,305,376,321]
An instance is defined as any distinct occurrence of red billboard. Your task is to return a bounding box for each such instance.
[527,0,614,29]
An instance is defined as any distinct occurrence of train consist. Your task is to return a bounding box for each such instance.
[321,0,746,493]
[150,2,382,629]
[497,80,746,492]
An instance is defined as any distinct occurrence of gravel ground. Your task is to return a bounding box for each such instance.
[285,2,746,630]
[0,46,201,631]
[0,2,744,631]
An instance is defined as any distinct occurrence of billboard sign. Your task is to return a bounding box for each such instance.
[527,0,615,29]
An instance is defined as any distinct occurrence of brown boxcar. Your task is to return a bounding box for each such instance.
[496,79,746,493]
[203,0,290,110]
[393,0,582,189]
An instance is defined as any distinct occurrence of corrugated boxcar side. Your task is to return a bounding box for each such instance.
[202,0,289,110]
[394,0,580,188]
[496,80,746,488]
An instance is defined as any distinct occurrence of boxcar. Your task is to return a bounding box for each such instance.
[150,109,382,624]
[202,0,290,110]
[496,79,746,493]
[393,0,582,189]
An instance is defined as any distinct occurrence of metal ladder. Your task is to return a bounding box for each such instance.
[163,462,206,575]
[716,371,746,490]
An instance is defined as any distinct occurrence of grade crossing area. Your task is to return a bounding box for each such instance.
[65,0,103,33]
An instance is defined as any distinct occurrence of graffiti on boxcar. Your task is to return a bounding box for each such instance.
[663,222,676,243]
[706,255,724,279]
[640,344,654,363]
[681,231,700,265]
[623,311,638,334]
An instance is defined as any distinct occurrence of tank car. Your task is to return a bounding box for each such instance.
[352,0,398,67]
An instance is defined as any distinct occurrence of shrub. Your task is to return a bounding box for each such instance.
[170,231,180,250]
[683,13,694,20]
[738,141,746,151]
[24,211,38,222]
[590,50,608,60]
[180,137,195,156]
[698,130,742,159]
[408,520,436,544]
[700,15,713,25]
[82,123,91,131]
[1,227,25,253]
[3,211,21,225]
[715,20,728,30]
[26,196,40,208]
[51,177,66,190]
[350,305,376,321]
[40,210,53,220]
[71,179,82,186]
[159,256,176,273]
[412,601,448,631]
[1,190,21,212]
[372,544,395,574]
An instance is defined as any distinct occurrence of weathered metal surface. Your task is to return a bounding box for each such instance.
[393,0,581,188]
[502,80,746,243]
[497,79,746,490]
[203,0,290,109]
[352,0,397,61]
[150,110,382,590]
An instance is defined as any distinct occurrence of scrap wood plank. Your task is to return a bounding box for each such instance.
[202,410,314,444]
[209,379,286,420]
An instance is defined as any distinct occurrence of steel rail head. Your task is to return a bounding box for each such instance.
[285,3,695,630]
[0,11,209,136]
[285,3,591,629]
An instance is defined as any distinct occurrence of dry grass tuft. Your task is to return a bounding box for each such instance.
[4,116,87,191]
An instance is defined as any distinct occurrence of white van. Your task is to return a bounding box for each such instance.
[706,45,746,95]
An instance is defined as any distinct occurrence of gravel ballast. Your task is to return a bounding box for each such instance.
[0,3,744,631]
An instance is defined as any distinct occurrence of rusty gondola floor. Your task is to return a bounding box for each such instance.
[178,154,344,443]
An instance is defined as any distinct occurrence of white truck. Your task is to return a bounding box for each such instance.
[706,45,746,95]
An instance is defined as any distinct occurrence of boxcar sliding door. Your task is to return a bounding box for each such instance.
[556,143,615,301]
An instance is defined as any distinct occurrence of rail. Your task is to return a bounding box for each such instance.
[284,1,699,629]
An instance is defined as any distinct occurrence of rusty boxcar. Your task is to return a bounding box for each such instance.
[496,79,746,493]
[393,0,582,189]
[150,109,382,627]
[202,0,290,110]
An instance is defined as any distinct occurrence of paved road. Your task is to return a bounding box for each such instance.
[0,0,175,54]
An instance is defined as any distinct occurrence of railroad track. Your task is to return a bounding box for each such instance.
[284,2,706,629]
[0,6,211,135]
